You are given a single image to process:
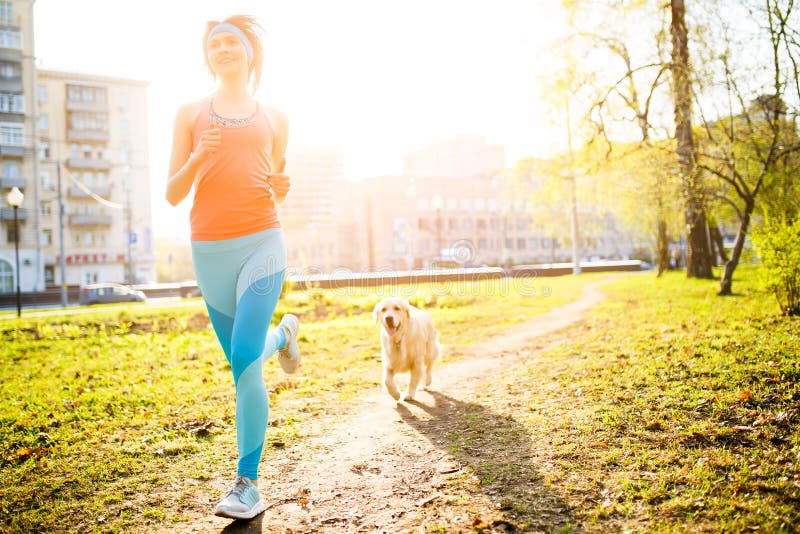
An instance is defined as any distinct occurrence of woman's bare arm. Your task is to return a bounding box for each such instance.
[166,103,219,206]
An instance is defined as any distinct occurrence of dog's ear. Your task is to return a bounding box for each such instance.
[372,302,382,324]
[403,300,411,319]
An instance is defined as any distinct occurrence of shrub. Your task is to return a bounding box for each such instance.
[751,218,800,315]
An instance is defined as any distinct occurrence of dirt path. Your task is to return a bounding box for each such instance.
[174,282,608,533]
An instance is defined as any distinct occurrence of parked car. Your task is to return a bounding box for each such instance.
[79,283,147,305]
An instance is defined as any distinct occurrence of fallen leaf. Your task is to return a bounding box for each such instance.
[591,440,608,448]
[472,516,489,529]
[736,390,753,402]
[645,420,662,431]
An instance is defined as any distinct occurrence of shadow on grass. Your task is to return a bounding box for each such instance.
[396,390,573,532]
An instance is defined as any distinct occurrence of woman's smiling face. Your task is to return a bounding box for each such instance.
[207,31,249,76]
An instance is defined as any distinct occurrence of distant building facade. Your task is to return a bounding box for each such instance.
[0,0,154,294]
[36,69,155,286]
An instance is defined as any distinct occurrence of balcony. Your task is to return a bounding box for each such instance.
[0,76,21,92]
[0,206,26,221]
[66,99,107,112]
[0,176,25,189]
[69,214,112,227]
[66,157,111,171]
[67,128,109,142]
[0,143,23,156]
[0,48,21,62]
[69,185,111,198]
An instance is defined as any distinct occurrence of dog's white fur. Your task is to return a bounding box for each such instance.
[373,297,440,401]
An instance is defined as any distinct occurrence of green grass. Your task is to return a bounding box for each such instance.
[0,274,591,533]
[442,266,800,532]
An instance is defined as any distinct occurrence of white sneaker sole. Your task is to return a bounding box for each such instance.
[214,500,266,520]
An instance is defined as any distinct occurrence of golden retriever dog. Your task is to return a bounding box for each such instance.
[373,297,440,401]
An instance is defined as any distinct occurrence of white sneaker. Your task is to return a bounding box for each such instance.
[277,314,300,374]
[214,476,265,520]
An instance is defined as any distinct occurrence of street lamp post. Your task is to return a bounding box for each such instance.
[6,186,24,317]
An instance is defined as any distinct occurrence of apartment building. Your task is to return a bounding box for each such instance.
[36,69,154,286]
[0,1,154,293]
[280,145,345,272]
[0,0,36,292]
[349,138,637,271]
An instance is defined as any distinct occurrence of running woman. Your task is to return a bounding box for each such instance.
[166,15,300,520]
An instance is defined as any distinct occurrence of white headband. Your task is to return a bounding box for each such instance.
[208,22,253,65]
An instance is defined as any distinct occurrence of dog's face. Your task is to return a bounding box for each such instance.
[373,298,410,338]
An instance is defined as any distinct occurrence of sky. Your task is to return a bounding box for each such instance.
[33,0,571,239]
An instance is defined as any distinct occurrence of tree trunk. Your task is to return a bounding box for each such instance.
[656,219,670,276]
[670,0,714,278]
[719,205,752,295]
[709,224,728,265]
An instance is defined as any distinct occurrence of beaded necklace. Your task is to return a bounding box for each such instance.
[209,99,257,128]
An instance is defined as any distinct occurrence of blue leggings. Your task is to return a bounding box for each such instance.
[191,228,287,480]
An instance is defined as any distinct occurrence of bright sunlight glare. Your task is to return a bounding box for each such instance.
[34,0,570,238]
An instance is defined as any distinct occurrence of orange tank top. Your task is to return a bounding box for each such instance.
[190,98,280,241]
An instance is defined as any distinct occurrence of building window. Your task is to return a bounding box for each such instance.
[118,91,129,111]
[82,144,92,158]
[44,265,54,285]
[478,238,487,250]
[40,171,53,190]
[38,114,48,131]
[475,198,486,211]
[69,111,108,131]
[477,219,487,231]
[517,238,527,250]
[529,239,538,250]
[0,29,21,49]
[42,229,52,246]
[505,238,513,250]
[70,144,79,158]
[67,84,107,105]
[0,258,12,292]
[0,122,23,146]
[37,83,47,103]
[119,118,130,139]
[448,218,458,231]
[38,141,50,160]
[85,232,93,246]
[6,225,17,244]
[0,93,24,113]
[4,159,18,177]
[40,201,52,216]
[0,2,12,26]
[0,61,19,79]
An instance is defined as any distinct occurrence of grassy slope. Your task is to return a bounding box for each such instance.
[0,275,591,533]
[441,267,800,532]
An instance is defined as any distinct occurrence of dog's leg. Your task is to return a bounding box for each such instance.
[424,359,434,388]
[406,365,423,401]
[383,368,401,401]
